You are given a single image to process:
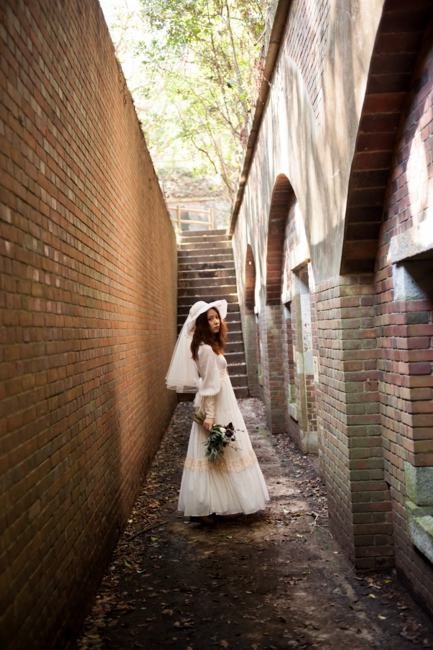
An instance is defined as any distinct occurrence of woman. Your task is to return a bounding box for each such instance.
[166,299,269,523]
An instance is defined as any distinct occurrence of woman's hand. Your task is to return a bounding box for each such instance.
[203,418,215,432]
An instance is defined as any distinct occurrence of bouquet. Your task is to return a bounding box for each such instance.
[193,411,239,463]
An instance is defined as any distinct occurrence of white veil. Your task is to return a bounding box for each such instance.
[165,299,228,393]
[165,320,200,393]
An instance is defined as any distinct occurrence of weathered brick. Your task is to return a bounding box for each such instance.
[0,1,178,648]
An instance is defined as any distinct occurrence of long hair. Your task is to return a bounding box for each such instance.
[191,307,228,361]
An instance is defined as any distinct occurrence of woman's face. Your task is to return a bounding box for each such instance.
[207,308,220,335]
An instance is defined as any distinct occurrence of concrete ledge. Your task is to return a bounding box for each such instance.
[281,289,292,304]
[391,218,433,263]
[288,402,298,421]
[406,500,433,565]
[405,462,433,507]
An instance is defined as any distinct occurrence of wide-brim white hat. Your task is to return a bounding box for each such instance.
[185,299,228,334]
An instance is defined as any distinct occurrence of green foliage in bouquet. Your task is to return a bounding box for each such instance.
[193,411,237,463]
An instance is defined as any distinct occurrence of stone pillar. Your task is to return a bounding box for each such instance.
[291,267,319,454]
[260,305,287,433]
[376,256,433,606]
[244,312,260,397]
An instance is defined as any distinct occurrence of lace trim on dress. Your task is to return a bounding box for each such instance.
[183,449,258,473]
[202,394,215,418]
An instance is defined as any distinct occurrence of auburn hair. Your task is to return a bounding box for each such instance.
[191,307,228,361]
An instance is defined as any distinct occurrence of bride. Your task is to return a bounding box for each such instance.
[166,299,269,524]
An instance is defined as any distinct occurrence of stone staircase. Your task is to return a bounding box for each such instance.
[177,229,249,399]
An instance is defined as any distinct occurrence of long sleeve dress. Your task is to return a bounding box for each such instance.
[178,344,270,517]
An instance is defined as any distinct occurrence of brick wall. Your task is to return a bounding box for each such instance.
[281,201,301,446]
[280,197,319,453]
[283,0,331,125]
[374,30,433,611]
[259,305,286,432]
[282,303,298,441]
[316,275,394,568]
[0,1,178,648]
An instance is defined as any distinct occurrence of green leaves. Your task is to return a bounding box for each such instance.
[101,0,270,203]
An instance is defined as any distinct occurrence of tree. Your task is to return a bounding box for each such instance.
[100,0,270,204]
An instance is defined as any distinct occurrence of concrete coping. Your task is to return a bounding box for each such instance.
[390,217,433,263]
[281,290,292,304]
[405,462,433,564]
[404,462,433,507]
[406,500,433,565]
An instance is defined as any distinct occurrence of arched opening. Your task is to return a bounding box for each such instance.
[329,2,433,582]
[281,198,319,455]
[340,0,433,274]
[259,175,295,433]
[266,175,294,305]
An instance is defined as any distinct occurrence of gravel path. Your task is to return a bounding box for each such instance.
[75,398,433,650]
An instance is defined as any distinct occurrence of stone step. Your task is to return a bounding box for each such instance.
[176,231,247,398]
[178,302,240,318]
[178,268,236,280]
[178,260,235,272]
[225,362,247,375]
[179,228,227,239]
[178,250,234,262]
[178,258,234,268]
[178,244,233,253]
[178,275,237,289]
[178,240,232,250]
[230,373,249,388]
[223,351,246,364]
[178,293,238,306]
[225,340,245,353]
[178,285,238,298]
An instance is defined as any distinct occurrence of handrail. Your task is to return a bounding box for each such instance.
[168,204,214,231]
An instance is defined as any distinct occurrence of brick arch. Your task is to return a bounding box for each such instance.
[340,0,433,274]
[245,244,256,313]
[266,174,295,304]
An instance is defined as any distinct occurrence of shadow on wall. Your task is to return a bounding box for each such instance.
[0,0,178,648]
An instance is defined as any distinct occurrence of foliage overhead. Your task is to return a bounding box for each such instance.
[101,0,270,203]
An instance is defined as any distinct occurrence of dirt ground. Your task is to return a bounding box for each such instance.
[75,398,433,650]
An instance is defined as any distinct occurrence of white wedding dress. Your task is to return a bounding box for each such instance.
[178,344,270,516]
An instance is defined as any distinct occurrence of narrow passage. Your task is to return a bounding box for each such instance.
[76,400,433,650]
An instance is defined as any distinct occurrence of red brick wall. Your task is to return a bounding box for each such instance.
[316,275,394,568]
[280,199,319,453]
[281,202,300,443]
[259,305,287,432]
[283,0,331,124]
[308,287,319,434]
[0,1,178,648]
[375,32,433,611]
[282,304,298,440]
